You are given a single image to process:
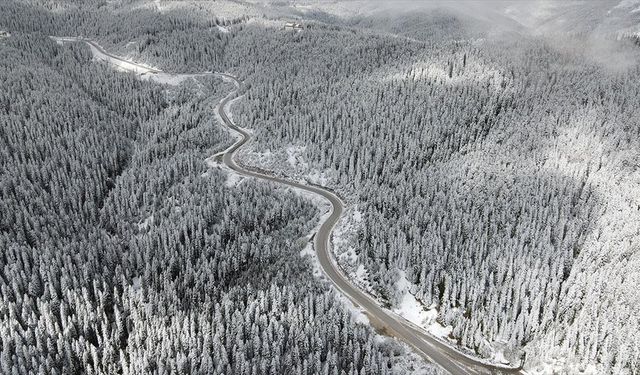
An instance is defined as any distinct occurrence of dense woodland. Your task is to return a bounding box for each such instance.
[1,0,639,373]
[0,0,244,72]
[228,22,640,374]
[0,33,430,374]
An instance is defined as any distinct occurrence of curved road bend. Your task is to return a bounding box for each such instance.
[216,73,523,375]
[54,38,522,374]
[52,37,163,74]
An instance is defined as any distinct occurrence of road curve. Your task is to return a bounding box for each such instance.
[216,73,523,375]
[52,37,162,74]
[54,37,523,374]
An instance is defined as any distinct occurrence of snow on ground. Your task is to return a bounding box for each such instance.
[86,40,158,74]
[132,276,142,291]
[224,172,244,187]
[382,337,446,375]
[52,37,213,85]
[528,359,598,375]
[428,321,453,338]
[493,349,509,366]
[353,208,362,222]
[392,271,525,369]
[244,148,274,165]
[300,241,324,279]
[330,206,378,296]
[137,214,154,231]
[393,271,452,340]
[352,263,372,291]
[215,82,440,375]
[306,169,334,186]
[146,72,213,86]
[376,57,511,91]
[216,25,230,33]
[335,293,370,325]
[202,153,246,187]
[239,143,337,187]
[286,145,308,169]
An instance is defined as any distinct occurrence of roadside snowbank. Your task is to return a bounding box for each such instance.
[393,271,452,339]
[52,37,213,85]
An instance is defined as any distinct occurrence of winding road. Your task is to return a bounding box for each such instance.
[216,74,522,375]
[60,37,523,375]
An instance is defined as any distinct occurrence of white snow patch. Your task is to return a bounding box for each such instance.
[338,246,358,265]
[224,172,243,187]
[378,58,510,91]
[204,154,220,169]
[528,359,599,375]
[493,350,509,365]
[353,263,372,290]
[300,241,323,279]
[132,277,142,291]
[201,154,245,187]
[216,25,230,33]
[427,321,453,338]
[286,145,308,169]
[137,214,154,231]
[393,271,431,326]
[85,40,159,74]
[336,293,370,325]
[355,264,366,278]
[51,37,213,85]
[146,72,213,86]
[306,169,333,186]
[353,208,363,223]
[393,271,452,340]
[329,206,375,296]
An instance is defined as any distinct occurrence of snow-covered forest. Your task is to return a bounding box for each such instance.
[231,24,640,373]
[0,31,432,374]
[2,0,640,373]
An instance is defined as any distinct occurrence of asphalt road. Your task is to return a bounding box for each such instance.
[216,73,523,375]
[53,37,524,374]
[61,37,162,74]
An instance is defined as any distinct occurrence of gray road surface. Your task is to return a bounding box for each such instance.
[216,73,524,375]
[50,38,524,373]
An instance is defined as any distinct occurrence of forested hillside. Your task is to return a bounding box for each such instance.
[0,0,245,72]
[2,0,639,373]
[0,34,430,374]
[226,22,640,373]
